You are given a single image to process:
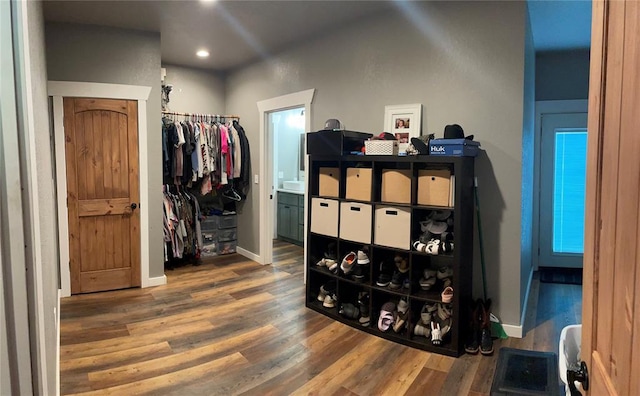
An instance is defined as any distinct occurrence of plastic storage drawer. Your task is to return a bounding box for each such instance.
[201,214,237,230]
[202,228,237,243]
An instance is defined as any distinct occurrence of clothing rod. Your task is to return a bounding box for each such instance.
[162,111,240,120]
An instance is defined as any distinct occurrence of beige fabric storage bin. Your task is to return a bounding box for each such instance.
[345,168,373,201]
[381,169,411,204]
[319,167,340,197]
[339,202,372,244]
[374,206,411,249]
[418,170,451,206]
[310,198,339,237]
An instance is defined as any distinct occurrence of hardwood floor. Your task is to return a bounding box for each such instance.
[60,241,582,395]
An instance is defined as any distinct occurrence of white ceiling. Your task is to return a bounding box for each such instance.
[43,0,592,72]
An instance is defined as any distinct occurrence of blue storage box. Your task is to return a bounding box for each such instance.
[429,138,481,157]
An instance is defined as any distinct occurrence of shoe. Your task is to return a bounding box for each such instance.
[389,270,406,290]
[464,299,480,354]
[316,257,336,267]
[378,302,396,332]
[393,298,409,333]
[441,286,453,303]
[352,264,365,282]
[479,299,494,355]
[437,266,453,279]
[431,321,442,345]
[414,323,431,338]
[440,232,454,254]
[402,277,411,289]
[357,247,370,264]
[419,269,437,290]
[425,238,440,255]
[323,293,338,308]
[317,280,336,302]
[420,302,437,325]
[376,273,391,287]
[339,303,360,319]
[394,255,408,272]
[375,261,393,287]
[340,252,357,274]
[358,292,370,327]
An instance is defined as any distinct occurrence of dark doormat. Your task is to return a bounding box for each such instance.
[490,348,561,396]
[539,267,583,285]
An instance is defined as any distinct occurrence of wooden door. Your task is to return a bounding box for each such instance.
[583,0,640,394]
[64,98,140,294]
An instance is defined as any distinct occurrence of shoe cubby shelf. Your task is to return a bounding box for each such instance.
[306,154,475,357]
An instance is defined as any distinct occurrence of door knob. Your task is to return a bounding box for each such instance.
[130,203,138,210]
[567,361,589,395]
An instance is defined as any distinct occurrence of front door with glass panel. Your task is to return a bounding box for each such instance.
[539,112,588,268]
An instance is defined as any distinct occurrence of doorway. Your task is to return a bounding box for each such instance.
[539,112,588,268]
[49,81,157,297]
[257,89,315,272]
[270,107,306,249]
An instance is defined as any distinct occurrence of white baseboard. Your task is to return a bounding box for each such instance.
[236,247,261,264]
[144,275,167,287]
[502,323,524,338]
[501,267,534,339]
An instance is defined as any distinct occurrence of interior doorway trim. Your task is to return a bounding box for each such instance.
[256,89,315,266]
[533,99,588,271]
[48,81,160,297]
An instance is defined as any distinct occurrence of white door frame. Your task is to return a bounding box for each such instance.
[257,89,315,268]
[533,99,588,270]
[48,81,162,298]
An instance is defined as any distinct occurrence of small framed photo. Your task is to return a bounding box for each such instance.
[383,104,422,153]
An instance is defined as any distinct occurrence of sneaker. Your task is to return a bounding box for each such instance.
[340,252,357,274]
[437,266,453,279]
[393,298,409,333]
[393,255,408,272]
[378,302,396,332]
[419,269,437,290]
[425,238,440,255]
[376,273,391,287]
[358,292,370,327]
[339,303,360,319]
[323,293,338,308]
[414,322,431,338]
[420,302,437,325]
[441,286,453,303]
[357,247,370,265]
[376,260,393,287]
[389,270,406,290]
[352,264,365,282]
[317,280,336,302]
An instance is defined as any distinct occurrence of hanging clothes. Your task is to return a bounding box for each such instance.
[161,115,252,201]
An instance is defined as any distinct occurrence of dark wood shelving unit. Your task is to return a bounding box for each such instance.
[305,154,474,357]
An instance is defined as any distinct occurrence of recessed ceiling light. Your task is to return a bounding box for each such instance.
[196,50,210,58]
[200,0,217,3]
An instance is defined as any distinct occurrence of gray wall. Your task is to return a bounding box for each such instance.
[45,22,164,278]
[226,1,527,326]
[162,64,225,114]
[521,8,536,318]
[536,49,590,101]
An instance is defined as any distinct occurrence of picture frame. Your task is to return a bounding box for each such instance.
[383,103,422,153]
